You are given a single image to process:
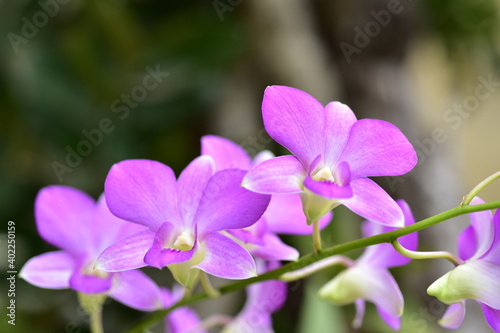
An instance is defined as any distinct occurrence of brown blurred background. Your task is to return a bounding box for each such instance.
[1,0,499,332]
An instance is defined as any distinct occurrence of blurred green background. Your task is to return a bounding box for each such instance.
[1,0,500,332]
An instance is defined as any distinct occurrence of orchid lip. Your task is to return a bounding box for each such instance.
[173,231,195,251]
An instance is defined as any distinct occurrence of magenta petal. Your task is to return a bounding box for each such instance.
[481,303,500,333]
[144,243,196,269]
[177,156,215,227]
[323,102,357,166]
[338,119,417,178]
[69,269,112,294]
[262,85,325,167]
[439,302,466,329]
[250,233,299,261]
[264,194,332,235]
[458,225,477,261]
[468,197,494,259]
[304,174,353,199]
[242,155,306,194]
[484,209,500,263]
[196,169,270,238]
[104,159,180,230]
[195,233,257,279]
[167,307,206,333]
[20,251,74,289]
[201,135,252,171]
[342,178,404,227]
[35,186,95,254]
[95,230,155,272]
[108,270,163,311]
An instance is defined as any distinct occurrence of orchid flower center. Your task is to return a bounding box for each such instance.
[312,166,335,183]
[84,262,109,279]
[173,231,195,251]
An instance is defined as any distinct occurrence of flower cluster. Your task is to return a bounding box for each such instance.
[20,85,499,332]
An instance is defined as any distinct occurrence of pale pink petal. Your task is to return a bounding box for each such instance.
[264,194,332,235]
[69,270,112,294]
[195,169,270,238]
[35,186,95,254]
[91,195,146,256]
[481,303,500,333]
[201,135,252,171]
[377,306,401,330]
[242,155,306,194]
[20,251,74,289]
[250,233,299,261]
[177,156,215,228]
[95,230,155,272]
[108,270,163,311]
[323,102,357,166]
[104,159,180,231]
[262,85,325,167]
[341,178,404,227]
[252,150,275,166]
[337,119,417,178]
[195,233,256,279]
[439,302,466,329]
[353,299,366,329]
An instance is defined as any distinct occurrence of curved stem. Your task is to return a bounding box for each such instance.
[461,170,500,206]
[391,239,464,266]
[312,219,322,253]
[200,271,220,298]
[280,255,354,281]
[126,200,500,333]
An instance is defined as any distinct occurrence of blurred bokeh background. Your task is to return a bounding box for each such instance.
[1,0,500,332]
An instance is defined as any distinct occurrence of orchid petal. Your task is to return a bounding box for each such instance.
[195,169,270,238]
[144,243,196,269]
[319,266,403,320]
[427,260,500,309]
[91,195,146,256]
[342,178,404,227]
[457,226,477,262]
[439,302,466,329]
[481,303,500,333]
[304,174,353,199]
[104,159,180,230]
[95,230,155,272]
[262,85,325,167]
[242,155,306,194]
[264,194,332,235]
[69,269,112,294]
[245,262,287,313]
[108,270,163,311]
[250,233,299,261]
[483,209,500,263]
[377,306,401,330]
[35,186,95,254]
[353,299,365,329]
[358,200,417,268]
[167,307,206,333]
[466,197,494,260]
[323,102,357,166]
[201,135,252,171]
[177,155,215,227]
[19,251,74,289]
[338,119,417,178]
[195,233,257,279]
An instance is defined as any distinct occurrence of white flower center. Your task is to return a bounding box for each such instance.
[173,231,195,251]
[312,167,335,182]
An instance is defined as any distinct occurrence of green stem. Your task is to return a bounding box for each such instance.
[126,200,500,333]
[461,170,500,206]
[90,309,104,333]
[77,293,106,333]
[391,239,464,266]
[200,271,220,298]
[280,255,354,281]
[312,219,322,253]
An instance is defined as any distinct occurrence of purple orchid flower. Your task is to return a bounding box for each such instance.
[20,186,163,311]
[427,198,500,332]
[162,286,207,333]
[221,260,287,333]
[242,86,417,226]
[201,135,332,261]
[95,156,271,287]
[318,200,417,330]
